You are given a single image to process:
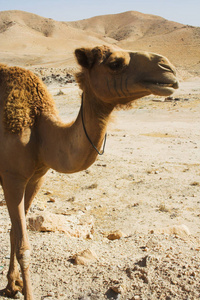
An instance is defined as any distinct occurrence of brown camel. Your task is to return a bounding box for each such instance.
[0,45,178,299]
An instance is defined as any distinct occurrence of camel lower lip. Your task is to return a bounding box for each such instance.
[144,81,179,90]
[157,82,179,89]
[144,81,179,96]
[156,83,174,87]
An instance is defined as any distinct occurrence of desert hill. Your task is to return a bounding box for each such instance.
[69,11,183,41]
[70,11,200,73]
[0,10,199,75]
[0,10,109,67]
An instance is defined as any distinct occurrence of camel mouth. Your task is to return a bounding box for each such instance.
[145,81,179,89]
[144,80,179,96]
[155,81,178,88]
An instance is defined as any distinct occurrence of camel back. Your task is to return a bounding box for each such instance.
[0,64,56,133]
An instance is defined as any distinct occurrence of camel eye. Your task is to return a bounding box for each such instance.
[108,59,124,71]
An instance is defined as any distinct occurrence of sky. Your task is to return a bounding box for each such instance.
[1,0,200,27]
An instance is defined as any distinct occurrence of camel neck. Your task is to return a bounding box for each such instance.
[39,92,114,173]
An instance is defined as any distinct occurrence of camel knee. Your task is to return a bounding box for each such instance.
[17,249,31,270]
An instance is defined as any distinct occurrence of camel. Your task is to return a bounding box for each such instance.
[0,45,178,299]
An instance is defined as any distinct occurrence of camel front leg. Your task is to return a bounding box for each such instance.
[2,174,33,300]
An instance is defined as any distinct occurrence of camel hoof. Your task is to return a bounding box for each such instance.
[2,280,23,298]
[1,289,22,299]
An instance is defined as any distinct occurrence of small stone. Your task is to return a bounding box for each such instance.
[14,291,23,299]
[86,233,93,240]
[85,205,92,211]
[46,292,55,297]
[135,256,148,267]
[48,198,56,203]
[165,96,173,101]
[107,230,125,240]
[111,284,126,294]
[44,191,52,195]
[132,296,140,300]
[85,183,98,189]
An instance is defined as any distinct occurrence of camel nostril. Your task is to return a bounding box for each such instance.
[158,63,176,75]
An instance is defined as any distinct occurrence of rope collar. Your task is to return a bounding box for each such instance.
[81,94,107,155]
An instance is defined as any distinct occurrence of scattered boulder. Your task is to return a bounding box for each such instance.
[27,212,94,238]
[155,224,191,238]
[72,248,98,265]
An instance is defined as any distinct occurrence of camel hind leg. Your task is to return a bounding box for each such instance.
[3,169,47,299]
[5,228,23,298]
[24,169,47,214]
[2,173,33,300]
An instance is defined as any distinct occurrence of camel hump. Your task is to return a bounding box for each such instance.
[0,63,8,69]
[0,65,56,134]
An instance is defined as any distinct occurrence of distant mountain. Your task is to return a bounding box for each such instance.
[69,11,183,41]
[0,10,199,75]
[68,11,200,73]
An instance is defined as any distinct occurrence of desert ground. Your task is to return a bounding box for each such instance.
[0,9,200,300]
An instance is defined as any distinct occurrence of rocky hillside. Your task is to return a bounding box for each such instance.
[0,10,199,75]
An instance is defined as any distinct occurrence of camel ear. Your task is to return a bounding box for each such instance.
[75,48,94,69]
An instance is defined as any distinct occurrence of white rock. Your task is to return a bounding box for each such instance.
[72,248,98,265]
[156,224,191,238]
[111,284,126,294]
[27,212,94,238]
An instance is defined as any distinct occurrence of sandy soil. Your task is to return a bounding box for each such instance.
[0,78,200,299]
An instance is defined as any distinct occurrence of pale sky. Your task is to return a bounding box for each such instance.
[1,0,200,26]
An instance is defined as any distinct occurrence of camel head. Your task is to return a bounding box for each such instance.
[75,45,178,105]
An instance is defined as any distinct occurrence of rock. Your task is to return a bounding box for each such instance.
[135,256,148,267]
[72,249,98,265]
[131,296,140,300]
[111,284,126,294]
[165,96,173,102]
[156,224,191,238]
[85,183,98,189]
[107,230,125,240]
[43,292,55,298]
[48,197,56,203]
[27,212,94,238]
[44,191,52,195]
[14,291,23,299]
